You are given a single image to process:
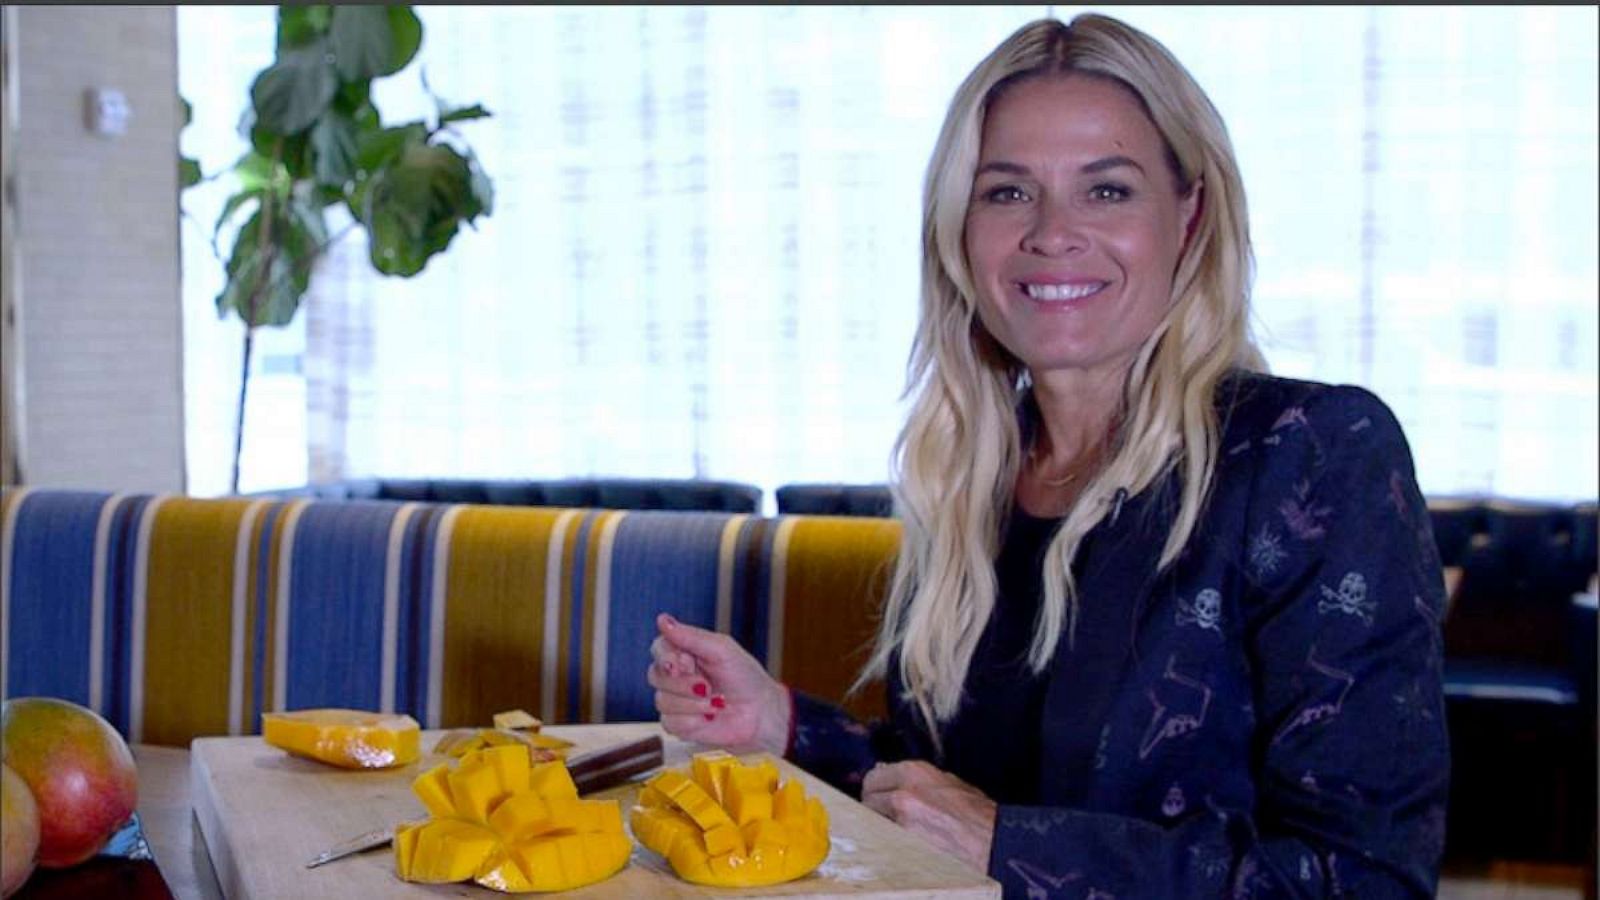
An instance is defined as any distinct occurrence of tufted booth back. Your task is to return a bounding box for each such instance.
[775,484,895,518]
[256,478,764,513]
[1430,498,1597,667]
[0,489,897,748]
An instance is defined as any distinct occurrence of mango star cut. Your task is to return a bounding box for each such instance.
[630,750,830,887]
[394,745,631,893]
[260,709,421,769]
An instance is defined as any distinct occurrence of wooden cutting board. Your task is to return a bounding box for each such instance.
[190,722,1000,899]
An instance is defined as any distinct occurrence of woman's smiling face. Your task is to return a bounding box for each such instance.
[963,74,1199,384]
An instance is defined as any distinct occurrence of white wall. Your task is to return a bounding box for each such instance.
[8,6,185,492]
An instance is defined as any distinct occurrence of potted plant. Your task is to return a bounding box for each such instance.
[181,5,493,493]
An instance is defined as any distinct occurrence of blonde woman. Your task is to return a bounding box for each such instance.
[649,14,1448,897]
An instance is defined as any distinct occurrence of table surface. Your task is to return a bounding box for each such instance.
[136,724,1000,900]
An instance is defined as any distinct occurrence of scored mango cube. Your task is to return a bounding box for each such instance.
[411,764,457,819]
[772,778,807,821]
[527,760,579,800]
[631,750,830,888]
[724,767,774,826]
[395,741,629,894]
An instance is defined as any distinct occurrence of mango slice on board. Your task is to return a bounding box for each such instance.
[261,709,420,769]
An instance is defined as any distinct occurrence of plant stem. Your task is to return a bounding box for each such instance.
[230,138,284,495]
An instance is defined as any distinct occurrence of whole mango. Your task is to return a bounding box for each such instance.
[1,763,40,897]
[1,698,138,868]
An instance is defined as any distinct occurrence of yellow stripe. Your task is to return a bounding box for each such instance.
[0,486,34,700]
[778,516,902,721]
[440,505,569,729]
[141,497,257,746]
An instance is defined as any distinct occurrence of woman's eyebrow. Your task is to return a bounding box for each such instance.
[974,156,1145,177]
[974,160,1030,177]
[1080,155,1143,175]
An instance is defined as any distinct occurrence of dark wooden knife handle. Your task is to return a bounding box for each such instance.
[566,734,663,794]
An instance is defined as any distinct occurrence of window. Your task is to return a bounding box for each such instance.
[179,6,1598,506]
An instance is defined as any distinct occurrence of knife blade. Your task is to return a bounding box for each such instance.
[304,733,663,868]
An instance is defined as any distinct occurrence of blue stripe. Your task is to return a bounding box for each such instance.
[283,501,398,711]
[250,502,283,730]
[395,504,440,723]
[602,512,732,721]
[750,518,779,664]
[728,517,776,664]
[101,495,152,735]
[4,491,111,707]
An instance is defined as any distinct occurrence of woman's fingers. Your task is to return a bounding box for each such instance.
[859,762,997,871]
[649,635,700,678]
[656,612,730,658]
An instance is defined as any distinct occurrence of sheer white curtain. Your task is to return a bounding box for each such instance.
[179,6,1598,507]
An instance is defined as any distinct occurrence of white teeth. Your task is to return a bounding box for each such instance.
[1024,282,1104,301]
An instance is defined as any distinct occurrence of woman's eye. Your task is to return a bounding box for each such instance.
[982,185,1030,204]
[1088,183,1132,202]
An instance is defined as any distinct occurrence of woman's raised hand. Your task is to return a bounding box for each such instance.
[647,612,792,755]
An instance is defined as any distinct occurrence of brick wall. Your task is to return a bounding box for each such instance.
[8,6,185,492]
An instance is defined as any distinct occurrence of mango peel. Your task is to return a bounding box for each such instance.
[261,709,420,769]
[631,750,829,887]
[395,744,630,893]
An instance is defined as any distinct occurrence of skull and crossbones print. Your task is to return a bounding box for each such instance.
[1318,571,1375,624]
[1176,588,1223,632]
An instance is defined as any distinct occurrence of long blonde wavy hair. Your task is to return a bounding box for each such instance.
[861,14,1266,738]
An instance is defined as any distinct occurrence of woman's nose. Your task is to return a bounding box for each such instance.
[1021,199,1086,256]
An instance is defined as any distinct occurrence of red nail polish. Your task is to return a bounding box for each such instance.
[703,712,716,721]
[711,695,727,710]
[693,682,708,697]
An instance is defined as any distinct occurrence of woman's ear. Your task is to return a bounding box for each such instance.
[1180,178,1204,254]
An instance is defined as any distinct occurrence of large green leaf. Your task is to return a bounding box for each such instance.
[180,157,202,189]
[354,123,425,176]
[217,209,298,327]
[332,78,372,116]
[216,200,328,328]
[363,142,483,276]
[250,43,338,135]
[309,110,360,188]
[328,6,393,82]
[384,7,423,76]
[276,5,331,51]
[251,123,312,181]
[327,6,421,80]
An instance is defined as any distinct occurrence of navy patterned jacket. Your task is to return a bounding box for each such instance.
[787,372,1450,899]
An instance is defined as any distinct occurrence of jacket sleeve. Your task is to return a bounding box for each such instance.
[987,385,1451,899]
[786,687,923,798]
